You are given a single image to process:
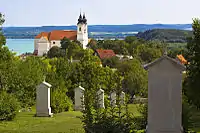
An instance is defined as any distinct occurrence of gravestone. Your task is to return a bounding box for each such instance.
[97,89,105,108]
[120,91,125,105]
[144,55,185,133]
[36,81,53,117]
[74,86,85,111]
[110,91,116,106]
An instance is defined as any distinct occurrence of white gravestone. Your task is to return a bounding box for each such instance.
[144,55,185,133]
[97,89,105,108]
[74,86,85,111]
[36,81,53,117]
[120,91,125,105]
[110,92,116,106]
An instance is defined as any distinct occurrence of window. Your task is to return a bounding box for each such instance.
[84,29,86,33]
[79,27,81,32]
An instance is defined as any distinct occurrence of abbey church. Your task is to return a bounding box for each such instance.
[33,13,89,56]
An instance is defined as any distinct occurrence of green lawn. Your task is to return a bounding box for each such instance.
[0,111,84,133]
[0,104,140,133]
[1,104,200,133]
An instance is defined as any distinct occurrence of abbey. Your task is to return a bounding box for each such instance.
[33,13,89,56]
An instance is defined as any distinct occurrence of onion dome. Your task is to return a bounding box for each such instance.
[82,13,87,24]
[77,13,83,24]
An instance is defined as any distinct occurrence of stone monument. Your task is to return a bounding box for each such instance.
[36,81,53,117]
[74,86,85,111]
[120,91,125,105]
[97,89,105,108]
[110,91,116,106]
[144,55,185,133]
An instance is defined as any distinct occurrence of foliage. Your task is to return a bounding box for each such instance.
[117,59,148,97]
[135,104,147,130]
[51,89,73,113]
[47,46,64,58]
[11,57,45,107]
[134,44,162,63]
[101,56,120,68]
[136,29,192,43]
[0,91,20,121]
[81,72,139,133]
[46,58,73,113]
[184,19,200,109]
[182,96,193,132]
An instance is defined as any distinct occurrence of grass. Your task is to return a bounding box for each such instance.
[0,104,140,133]
[1,104,200,133]
[0,111,84,133]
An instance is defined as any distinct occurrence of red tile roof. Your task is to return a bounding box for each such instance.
[35,30,77,41]
[96,49,116,59]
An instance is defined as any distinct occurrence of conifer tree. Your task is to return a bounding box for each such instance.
[184,18,200,108]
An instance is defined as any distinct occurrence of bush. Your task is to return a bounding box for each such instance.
[82,89,137,133]
[182,96,193,132]
[136,103,147,130]
[0,91,20,121]
[51,89,73,113]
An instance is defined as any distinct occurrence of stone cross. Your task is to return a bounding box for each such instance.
[36,81,53,117]
[97,89,105,108]
[120,91,125,105]
[110,91,116,106]
[74,86,85,111]
[144,55,185,133]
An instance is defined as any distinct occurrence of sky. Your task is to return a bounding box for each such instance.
[1,0,200,26]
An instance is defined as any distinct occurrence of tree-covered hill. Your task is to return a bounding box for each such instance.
[136,29,193,43]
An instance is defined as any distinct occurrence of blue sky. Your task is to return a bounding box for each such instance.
[1,0,200,26]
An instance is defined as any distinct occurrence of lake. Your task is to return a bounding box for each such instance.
[6,39,34,55]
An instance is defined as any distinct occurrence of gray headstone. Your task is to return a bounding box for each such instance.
[74,86,85,111]
[120,91,125,105]
[97,89,105,108]
[110,91,116,106]
[144,55,185,133]
[36,81,53,117]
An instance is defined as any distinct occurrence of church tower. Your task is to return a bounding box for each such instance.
[77,13,88,49]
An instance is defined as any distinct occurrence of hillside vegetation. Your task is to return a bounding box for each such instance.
[136,29,192,43]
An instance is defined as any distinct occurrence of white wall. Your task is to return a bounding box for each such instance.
[50,40,61,48]
[34,39,40,50]
[77,24,88,49]
[37,37,50,56]
[38,42,50,56]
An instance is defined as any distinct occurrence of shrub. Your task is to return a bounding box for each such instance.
[51,89,73,113]
[82,89,136,133]
[135,103,147,130]
[182,96,193,132]
[0,91,20,121]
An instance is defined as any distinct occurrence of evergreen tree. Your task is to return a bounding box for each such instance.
[184,18,200,108]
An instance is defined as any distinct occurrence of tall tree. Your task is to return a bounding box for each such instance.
[184,18,200,108]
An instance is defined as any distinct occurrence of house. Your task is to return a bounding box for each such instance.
[94,49,116,60]
[34,12,89,56]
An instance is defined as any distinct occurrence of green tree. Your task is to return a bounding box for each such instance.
[102,56,120,68]
[47,46,63,58]
[61,37,71,50]
[134,44,162,63]
[184,18,200,108]
[117,59,148,98]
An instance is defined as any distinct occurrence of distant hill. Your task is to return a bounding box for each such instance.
[2,24,192,39]
[136,29,193,43]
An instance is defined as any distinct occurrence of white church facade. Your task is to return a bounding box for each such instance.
[33,13,89,56]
